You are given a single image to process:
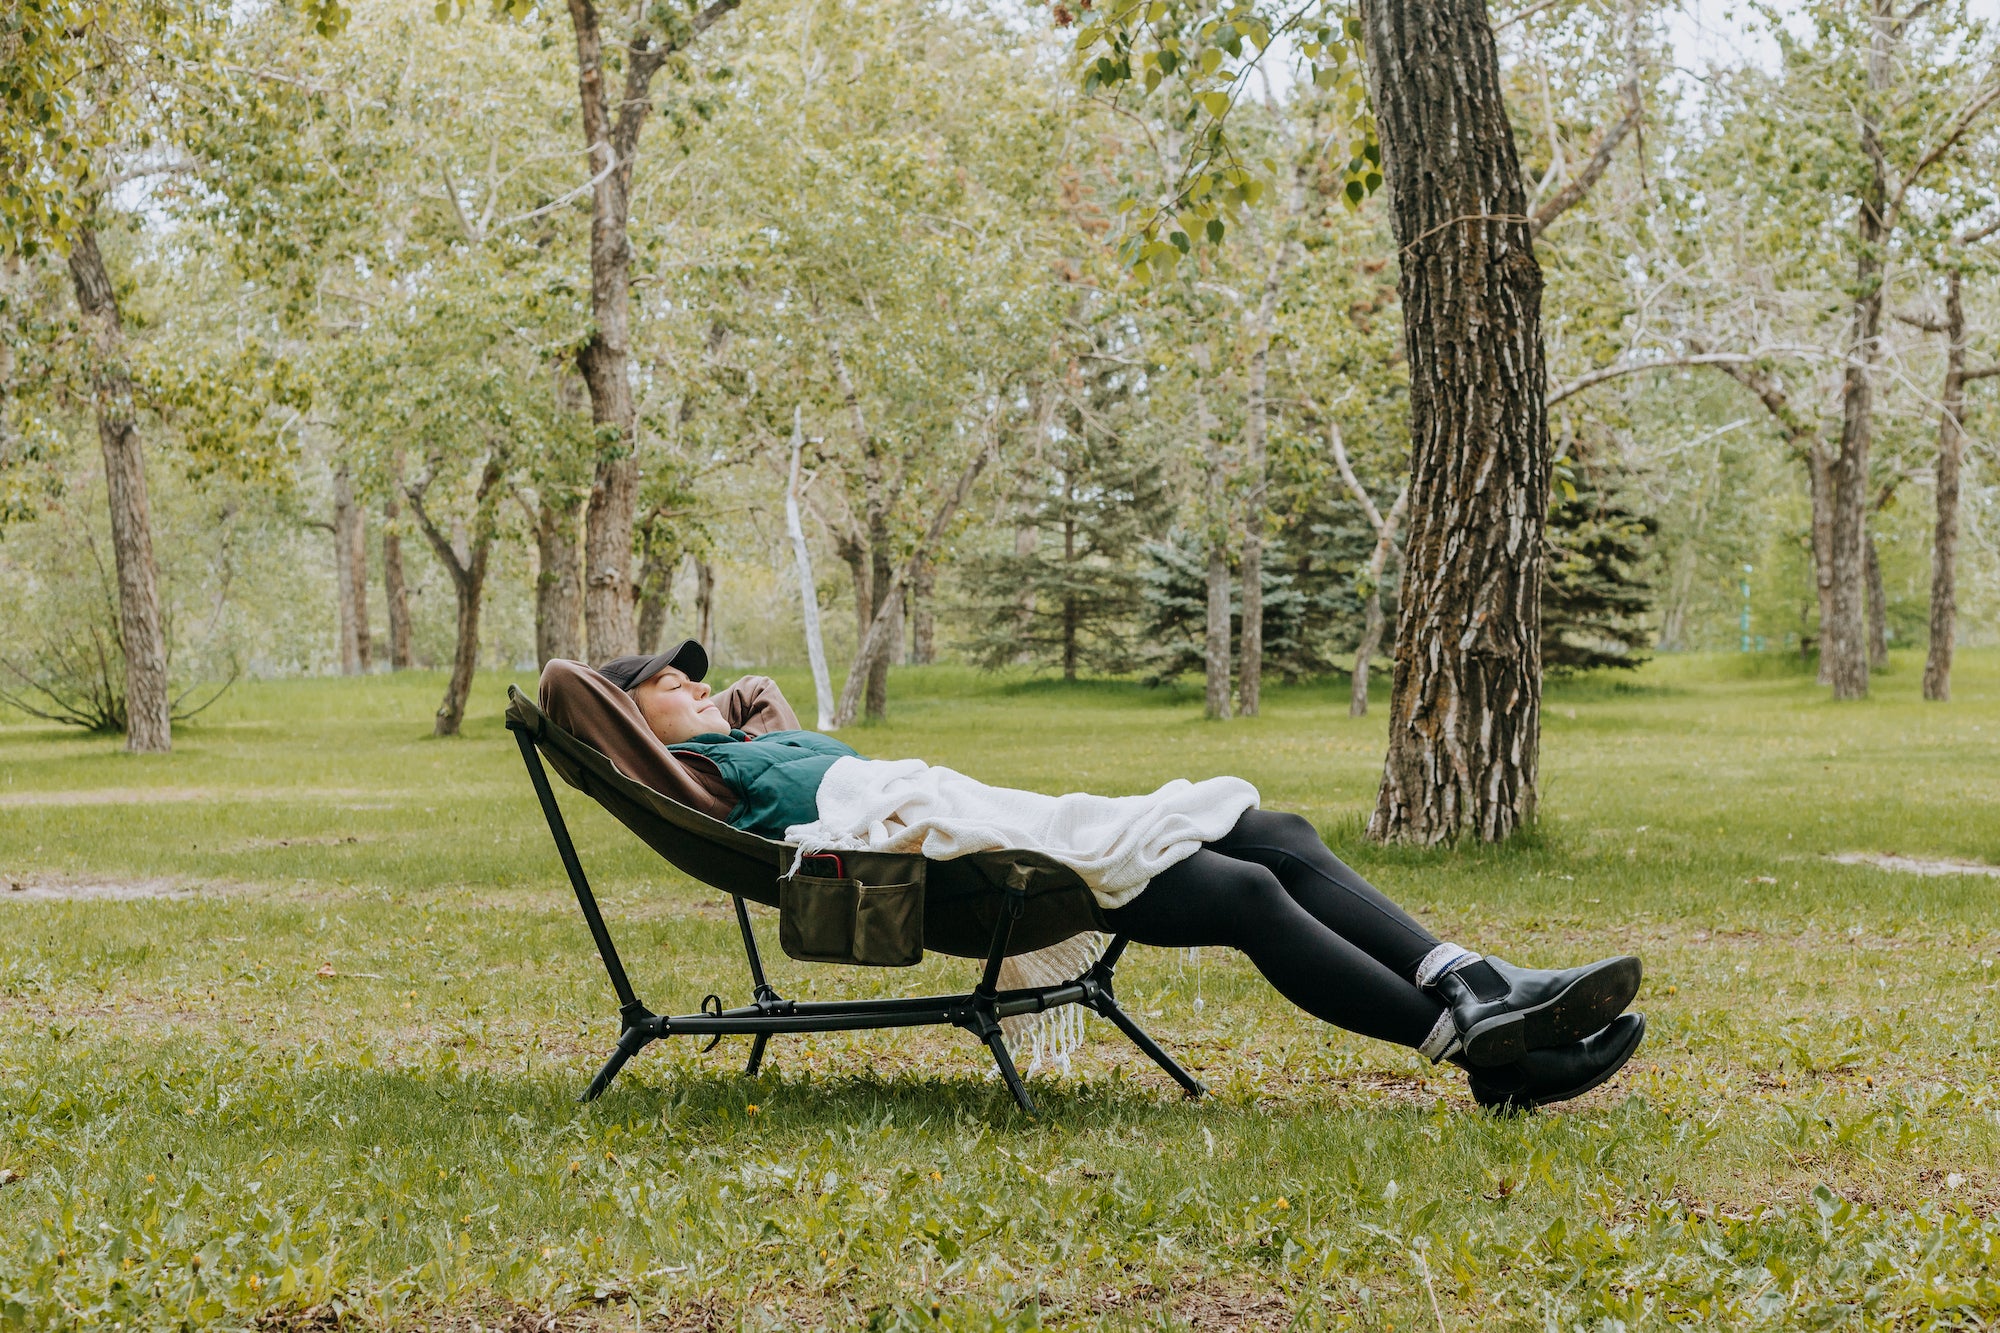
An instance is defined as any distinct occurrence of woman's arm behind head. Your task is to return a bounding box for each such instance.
[718,675,800,736]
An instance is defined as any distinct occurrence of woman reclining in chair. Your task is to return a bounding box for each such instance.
[540,640,1645,1113]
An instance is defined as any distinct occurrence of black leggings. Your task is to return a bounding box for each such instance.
[1101,809,1446,1049]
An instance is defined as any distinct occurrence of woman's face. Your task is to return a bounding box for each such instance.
[632,667,728,744]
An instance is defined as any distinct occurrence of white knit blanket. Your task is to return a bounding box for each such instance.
[785,756,1259,1074]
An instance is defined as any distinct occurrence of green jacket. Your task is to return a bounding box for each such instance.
[667,729,861,839]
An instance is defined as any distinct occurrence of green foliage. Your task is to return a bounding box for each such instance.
[1068,0,1380,282]
[1543,487,1656,675]
[1137,529,1310,683]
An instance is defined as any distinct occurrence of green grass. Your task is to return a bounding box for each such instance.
[4,653,2000,1329]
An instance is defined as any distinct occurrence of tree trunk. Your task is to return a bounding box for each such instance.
[332,466,372,674]
[1809,445,1836,682]
[382,487,415,670]
[1865,531,1889,670]
[864,529,893,719]
[910,553,935,666]
[787,418,838,729]
[566,0,717,663]
[1238,232,1292,718]
[1924,270,1969,702]
[694,558,715,648]
[832,439,994,728]
[1360,0,1550,844]
[1062,504,1079,682]
[68,226,170,753]
[534,489,586,666]
[406,454,505,737]
[1350,487,1410,718]
[634,552,673,654]
[1204,549,1232,720]
[1824,1,1894,701]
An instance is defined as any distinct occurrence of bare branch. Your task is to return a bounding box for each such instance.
[1328,420,1387,535]
[1545,352,1766,407]
[1892,70,2000,213]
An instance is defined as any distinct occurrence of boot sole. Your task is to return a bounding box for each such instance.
[1475,1013,1647,1112]
[1459,955,1642,1068]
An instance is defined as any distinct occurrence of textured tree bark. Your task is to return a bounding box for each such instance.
[1061,498,1079,682]
[565,0,735,661]
[382,481,415,670]
[1360,0,1550,843]
[532,489,585,667]
[1865,532,1889,670]
[68,227,170,753]
[406,454,505,737]
[1824,3,1895,700]
[1924,271,1971,702]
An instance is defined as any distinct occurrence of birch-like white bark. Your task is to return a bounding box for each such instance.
[787,407,837,730]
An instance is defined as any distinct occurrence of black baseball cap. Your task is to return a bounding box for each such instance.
[596,638,709,691]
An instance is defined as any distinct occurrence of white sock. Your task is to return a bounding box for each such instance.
[1417,1009,1462,1063]
[1414,942,1480,989]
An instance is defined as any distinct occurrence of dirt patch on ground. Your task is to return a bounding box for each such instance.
[0,874,248,902]
[1829,852,2000,878]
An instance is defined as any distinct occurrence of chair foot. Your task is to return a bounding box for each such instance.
[982,1028,1037,1114]
[1096,998,1205,1099]
[744,1032,770,1078]
[581,1024,655,1102]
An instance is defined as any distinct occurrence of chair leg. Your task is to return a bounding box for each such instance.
[582,1024,655,1103]
[1096,998,1206,1099]
[744,1032,770,1078]
[982,1028,1037,1114]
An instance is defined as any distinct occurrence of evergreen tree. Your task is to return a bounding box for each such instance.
[960,371,1171,678]
[1542,489,1656,673]
[1138,530,1317,684]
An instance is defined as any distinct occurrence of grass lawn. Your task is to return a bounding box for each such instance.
[3,652,1999,1330]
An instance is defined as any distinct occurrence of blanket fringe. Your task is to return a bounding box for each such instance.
[996,932,1107,1077]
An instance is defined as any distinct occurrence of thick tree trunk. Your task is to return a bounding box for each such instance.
[382,489,415,670]
[565,0,731,662]
[1924,271,1970,702]
[534,490,586,666]
[1825,2,1895,701]
[910,553,935,666]
[68,226,170,753]
[1865,532,1889,670]
[438,565,486,737]
[1361,0,1550,844]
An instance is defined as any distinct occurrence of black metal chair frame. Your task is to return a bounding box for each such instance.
[510,721,1206,1115]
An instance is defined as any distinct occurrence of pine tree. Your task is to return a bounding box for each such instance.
[1138,530,1317,684]
[1542,489,1656,674]
[960,378,1171,678]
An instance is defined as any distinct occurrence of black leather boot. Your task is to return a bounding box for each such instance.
[1456,1013,1646,1112]
[1427,954,1641,1067]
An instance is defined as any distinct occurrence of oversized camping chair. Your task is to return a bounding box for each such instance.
[505,686,1206,1113]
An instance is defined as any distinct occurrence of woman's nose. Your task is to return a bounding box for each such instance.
[692,681,711,700]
